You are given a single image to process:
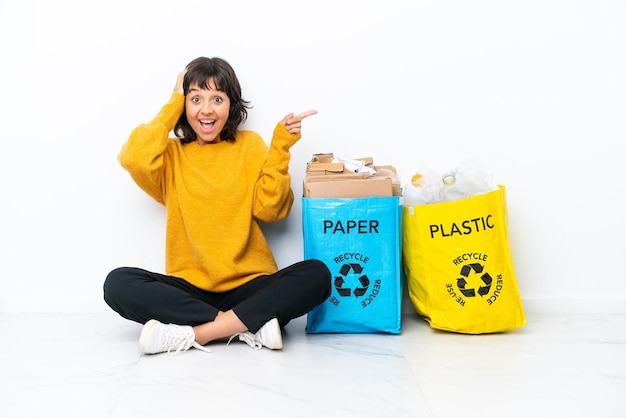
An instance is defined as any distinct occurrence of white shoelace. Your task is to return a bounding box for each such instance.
[158,325,211,355]
[190,341,212,354]
[227,332,262,350]
[162,330,194,355]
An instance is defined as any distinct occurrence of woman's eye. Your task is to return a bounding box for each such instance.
[214,97,223,103]
[191,97,200,103]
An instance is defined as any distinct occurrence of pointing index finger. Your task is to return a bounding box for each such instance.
[293,110,318,121]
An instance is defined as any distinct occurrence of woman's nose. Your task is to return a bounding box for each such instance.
[201,101,213,114]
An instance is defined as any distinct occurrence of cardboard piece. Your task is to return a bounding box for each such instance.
[303,153,401,198]
[303,177,394,198]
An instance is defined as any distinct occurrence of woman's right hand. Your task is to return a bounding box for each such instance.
[174,68,187,95]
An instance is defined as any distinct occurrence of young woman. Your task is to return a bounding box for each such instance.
[103,57,331,355]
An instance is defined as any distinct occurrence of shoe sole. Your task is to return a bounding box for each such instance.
[138,319,160,354]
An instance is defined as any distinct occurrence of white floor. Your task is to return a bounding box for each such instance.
[1,308,625,418]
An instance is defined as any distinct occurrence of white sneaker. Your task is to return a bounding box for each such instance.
[138,319,211,355]
[227,318,283,350]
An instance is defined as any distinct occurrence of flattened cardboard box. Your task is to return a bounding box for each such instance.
[303,177,394,198]
[306,155,375,176]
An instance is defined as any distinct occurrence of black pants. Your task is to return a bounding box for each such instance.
[103,259,331,333]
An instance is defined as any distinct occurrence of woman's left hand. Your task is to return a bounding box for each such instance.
[281,110,318,135]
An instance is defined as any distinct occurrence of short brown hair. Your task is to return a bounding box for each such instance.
[175,57,251,143]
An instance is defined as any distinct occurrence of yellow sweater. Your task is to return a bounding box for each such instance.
[119,92,300,292]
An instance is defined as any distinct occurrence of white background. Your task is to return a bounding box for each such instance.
[0,0,624,313]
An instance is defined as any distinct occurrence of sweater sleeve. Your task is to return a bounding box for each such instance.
[118,92,184,204]
[252,122,300,222]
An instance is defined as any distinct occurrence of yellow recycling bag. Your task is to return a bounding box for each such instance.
[402,186,526,334]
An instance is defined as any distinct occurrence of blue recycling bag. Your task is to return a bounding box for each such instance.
[302,196,403,334]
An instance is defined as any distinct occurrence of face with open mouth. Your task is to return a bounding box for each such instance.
[185,78,230,145]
